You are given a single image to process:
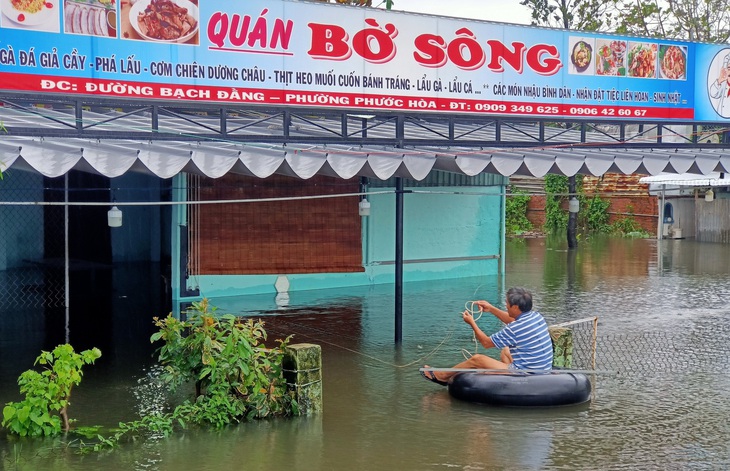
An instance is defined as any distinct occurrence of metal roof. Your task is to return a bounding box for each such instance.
[1,96,730,180]
[639,172,730,187]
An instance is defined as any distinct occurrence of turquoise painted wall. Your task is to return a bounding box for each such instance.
[177,182,505,302]
[363,186,503,284]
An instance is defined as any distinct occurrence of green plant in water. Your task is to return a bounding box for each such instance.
[87,299,298,452]
[544,175,569,233]
[583,195,611,233]
[610,205,650,237]
[151,298,297,424]
[505,186,533,235]
[2,344,101,437]
[540,175,651,238]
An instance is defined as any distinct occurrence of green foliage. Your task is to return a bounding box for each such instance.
[536,173,658,240]
[151,298,296,424]
[611,217,644,236]
[2,345,101,437]
[544,175,569,234]
[83,413,176,453]
[521,0,730,43]
[583,196,611,233]
[575,197,651,237]
[505,186,533,235]
[613,0,730,43]
[87,299,298,452]
[520,0,613,31]
[610,205,651,237]
[612,0,664,38]
[73,426,104,439]
[540,176,654,238]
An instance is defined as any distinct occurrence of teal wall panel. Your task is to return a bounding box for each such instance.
[175,179,506,304]
[365,186,502,265]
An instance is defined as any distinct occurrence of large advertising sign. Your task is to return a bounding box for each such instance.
[1,0,730,121]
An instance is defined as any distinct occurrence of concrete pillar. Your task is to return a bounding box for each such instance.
[283,343,322,415]
[549,327,573,368]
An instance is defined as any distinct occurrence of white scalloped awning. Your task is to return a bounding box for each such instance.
[639,172,730,187]
[2,137,730,180]
[0,104,728,180]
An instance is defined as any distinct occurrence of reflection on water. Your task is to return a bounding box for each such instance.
[2,238,730,470]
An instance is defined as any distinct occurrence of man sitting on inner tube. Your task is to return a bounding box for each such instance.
[422,286,553,385]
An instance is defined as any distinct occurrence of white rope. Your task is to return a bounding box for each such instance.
[0,190,396,206]
[461,300,484,361]
[266,317,459,370]
[0,189,665,207]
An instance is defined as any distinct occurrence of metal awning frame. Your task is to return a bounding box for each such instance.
[2,92,730,149]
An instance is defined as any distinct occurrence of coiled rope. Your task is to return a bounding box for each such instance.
[461,301,485,361]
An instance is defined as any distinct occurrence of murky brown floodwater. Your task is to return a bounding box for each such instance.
[2,236,730,470]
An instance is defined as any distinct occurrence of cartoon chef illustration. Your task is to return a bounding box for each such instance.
[709,50,730,118]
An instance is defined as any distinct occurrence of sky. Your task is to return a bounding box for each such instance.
[379,0,533,25]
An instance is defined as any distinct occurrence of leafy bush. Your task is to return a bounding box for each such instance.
[4,301,300,453]
[87,299,300,452]
[611,215,650,237]
[584,196,611,233]
[2,345,101,437]
[544,175,569,233]
[505,187,533,234]
[151,299,297,426]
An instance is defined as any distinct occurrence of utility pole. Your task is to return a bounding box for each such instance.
[567,175,578,249]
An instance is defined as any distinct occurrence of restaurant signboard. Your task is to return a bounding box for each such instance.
[1,0,730,121]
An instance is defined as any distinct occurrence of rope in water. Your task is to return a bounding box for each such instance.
[267,313,462,369]
[265,291,502,370]
[267,310,607,375]
[264,287,599,373]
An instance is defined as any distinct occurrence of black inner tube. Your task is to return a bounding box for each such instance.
[447,371,592,407]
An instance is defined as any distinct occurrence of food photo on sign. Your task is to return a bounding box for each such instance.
[0,0,60,32]
[120,0,198,44]
[659,45,687,80]
[626,42,657,78]
[64,0,116,37]
[594,39,627,76]
[568,36,594,75]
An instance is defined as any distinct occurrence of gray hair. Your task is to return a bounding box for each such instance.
[506,287,533,313]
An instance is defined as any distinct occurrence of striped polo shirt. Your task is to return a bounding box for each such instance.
[490,310,553,371]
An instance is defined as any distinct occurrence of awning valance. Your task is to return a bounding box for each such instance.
[3,137,730,180]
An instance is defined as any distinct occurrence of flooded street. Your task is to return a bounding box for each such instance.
[2,236,730,470]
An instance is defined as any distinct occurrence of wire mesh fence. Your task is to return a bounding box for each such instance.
[560,316,730,377]
[0,171,66,309]
[551,317,597,371]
